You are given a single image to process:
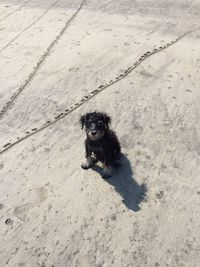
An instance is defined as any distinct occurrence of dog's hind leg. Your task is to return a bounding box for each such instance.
[112,159,122,168]
[102,165,113,179]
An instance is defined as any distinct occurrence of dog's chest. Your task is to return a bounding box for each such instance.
[88,141,103,153]
[87,139,105,158]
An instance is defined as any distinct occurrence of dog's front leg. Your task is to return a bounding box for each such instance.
[81,145,97,170]
[81,155,96,170]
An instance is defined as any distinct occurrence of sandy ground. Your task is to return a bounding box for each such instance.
[0,0,200,266]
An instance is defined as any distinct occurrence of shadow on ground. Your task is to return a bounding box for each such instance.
[92,154,147,211]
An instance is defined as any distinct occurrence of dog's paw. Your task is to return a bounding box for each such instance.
[81,162,91,170]
[102,173,112,179]
[102,167,112,179]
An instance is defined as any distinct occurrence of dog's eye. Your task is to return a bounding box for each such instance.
[98,121,103,126]
[86,119,92,125]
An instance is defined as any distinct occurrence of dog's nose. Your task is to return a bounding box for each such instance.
[91,131,97,136]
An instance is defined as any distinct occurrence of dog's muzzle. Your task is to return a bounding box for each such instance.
[88,130,104,140]
[91,131,97,136]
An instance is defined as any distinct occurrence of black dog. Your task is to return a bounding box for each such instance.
[80,112,121,178]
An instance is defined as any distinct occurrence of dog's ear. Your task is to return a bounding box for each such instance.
[102,113,111,129]
[80,115,86,129]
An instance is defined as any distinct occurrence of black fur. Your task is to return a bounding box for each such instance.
[80,112,111,130]
[80,112,121,178]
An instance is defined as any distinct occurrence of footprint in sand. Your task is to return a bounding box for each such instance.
[14,186,48,222]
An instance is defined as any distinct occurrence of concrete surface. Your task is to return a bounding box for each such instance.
[0,0,200,266]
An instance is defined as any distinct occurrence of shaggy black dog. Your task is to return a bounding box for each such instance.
[80,112,121,178]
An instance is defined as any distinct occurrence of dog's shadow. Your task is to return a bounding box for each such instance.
[92,154,147,211]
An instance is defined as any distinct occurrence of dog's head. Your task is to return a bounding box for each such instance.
[80,112,111,141]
